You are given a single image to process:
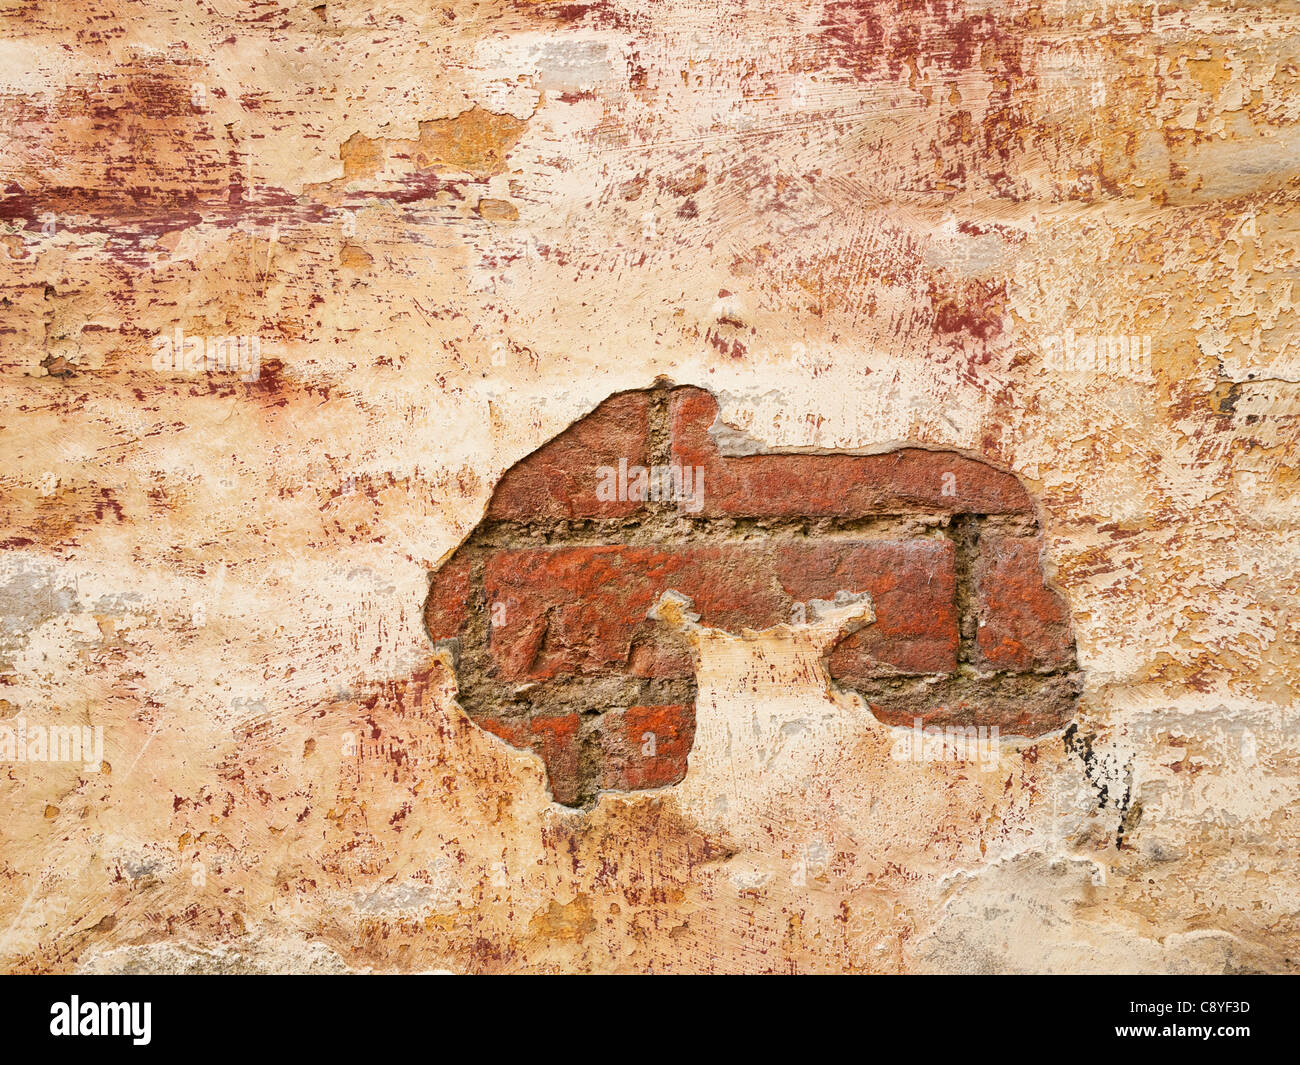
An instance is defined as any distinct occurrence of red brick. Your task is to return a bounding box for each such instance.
[670,386,1031,518]
[483,544,787,681]
[487,390,652,521]
[774,539,958,678]
[479,712,583,805]
[596,704,695,790]
[425,551,473,643]
[973,533,1074,671]
[484,540,957,682]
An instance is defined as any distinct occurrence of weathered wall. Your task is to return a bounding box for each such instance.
[0,0,1297,973]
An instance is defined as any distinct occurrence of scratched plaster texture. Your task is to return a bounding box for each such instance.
[0,0,1297,973]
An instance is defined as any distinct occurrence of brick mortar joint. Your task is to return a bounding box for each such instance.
[461,512,1028,550]
[945,514,981,666]
[457,677,698,721]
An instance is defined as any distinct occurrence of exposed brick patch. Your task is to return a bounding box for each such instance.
[426,382,1080,807]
